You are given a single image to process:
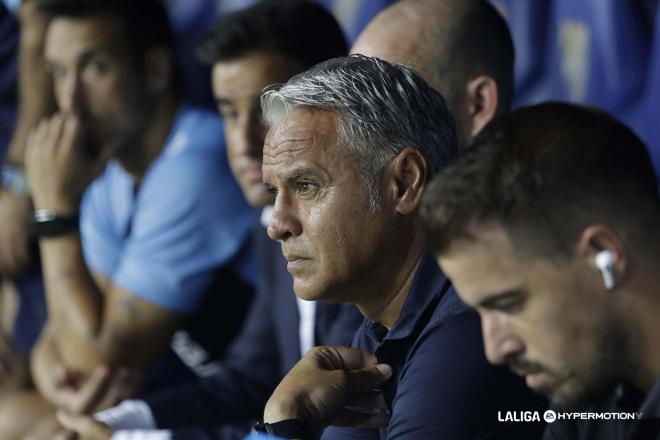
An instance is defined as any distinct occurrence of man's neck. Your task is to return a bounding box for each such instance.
[355,228,427,329]
[116,93,178,183]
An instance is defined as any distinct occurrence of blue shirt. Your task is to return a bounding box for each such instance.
[322,255,548,439]
[80,105,255,313]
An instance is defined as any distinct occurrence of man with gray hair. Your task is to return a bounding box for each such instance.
[253,55,546,439]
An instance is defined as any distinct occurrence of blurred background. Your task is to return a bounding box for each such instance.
[2,0,660,175]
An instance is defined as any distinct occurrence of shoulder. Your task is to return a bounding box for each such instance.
[167,105,225,154]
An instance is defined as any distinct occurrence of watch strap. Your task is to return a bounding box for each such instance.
[253,419,316,439]
[33,209,79,237]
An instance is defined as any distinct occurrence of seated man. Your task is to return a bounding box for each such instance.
[11,0,255,436]
[66,2,363,439]
[251,55,545,439]
[420,103,660,439]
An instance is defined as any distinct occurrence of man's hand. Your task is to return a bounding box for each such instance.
[0,190,35,276]
[24,113,115,214]
[264,346,392,433]
[51,364,141,415]
[56,411,113,440]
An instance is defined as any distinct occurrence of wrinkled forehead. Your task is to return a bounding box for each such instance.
[264,108,339,154]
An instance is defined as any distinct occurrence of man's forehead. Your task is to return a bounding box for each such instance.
[45,14,125,59]
[264,109,338,152]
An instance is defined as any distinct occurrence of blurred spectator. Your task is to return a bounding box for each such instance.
[351,0,514,146]
[0,0,255,437]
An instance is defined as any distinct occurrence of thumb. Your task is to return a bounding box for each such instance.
[344,364,392,392]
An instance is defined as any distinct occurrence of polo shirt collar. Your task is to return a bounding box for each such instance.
[365,253,450,343]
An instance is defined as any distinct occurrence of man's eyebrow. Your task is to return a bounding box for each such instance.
[47,47,115,67]
[284,168,320,183]
[477,289,525,309]
[215,97,233,106]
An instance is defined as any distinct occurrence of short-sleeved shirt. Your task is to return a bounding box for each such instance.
[80,105,255,313]
[544,377,660,440]
[322,255,548,439]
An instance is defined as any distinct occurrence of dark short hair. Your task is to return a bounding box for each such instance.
[440,0,515,112]
[36,0,176,67]
[420,102,660,258]
[196,0,347,68]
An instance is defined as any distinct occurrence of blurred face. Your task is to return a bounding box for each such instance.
[211,52,302,207]
[438,225,627,407]
[263,108,391,302]
[45,14,145,152]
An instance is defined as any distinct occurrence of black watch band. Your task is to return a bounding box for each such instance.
[33,209,79,238]
[253,419,316,440]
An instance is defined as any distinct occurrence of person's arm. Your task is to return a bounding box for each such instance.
[23,114,181,374]
[0,0,55,276]
[263,346,392,436]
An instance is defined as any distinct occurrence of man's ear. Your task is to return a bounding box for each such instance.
[143,46,173,93]
[464,75,499,138]
[578,225,630,291]
[387,147,427,215]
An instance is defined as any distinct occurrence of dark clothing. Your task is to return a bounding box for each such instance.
[0,1,17,157]
[544,378,660,440]
[145,222,363,438]
[323,255,548,440]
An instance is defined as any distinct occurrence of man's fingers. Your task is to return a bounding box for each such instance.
[330,408,391,429]
[64,365,111,414]
[57,410,113,440]
[51,428,77,440]
[60,113,82,156]
[344,390,388,410]
[92,367,141,411]
[312,346,380,371]
[342,364,392,392]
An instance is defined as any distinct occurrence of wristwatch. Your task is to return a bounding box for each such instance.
[33,208,79,237]
[253,419,316,439]
[1,163,30,195]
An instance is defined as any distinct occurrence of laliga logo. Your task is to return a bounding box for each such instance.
[544,410,557,423]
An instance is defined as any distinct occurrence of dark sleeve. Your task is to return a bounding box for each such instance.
[321,426,383,440]
[145,283,281,429]
[170,423,252,440]
[387,311,548,439]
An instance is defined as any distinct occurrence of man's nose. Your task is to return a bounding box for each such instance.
[481,313,525,365]
[59,72,84,114]
[267,192,302,241]
[235,113,265,158]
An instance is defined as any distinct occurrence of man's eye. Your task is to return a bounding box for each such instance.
[296,182,315,195]
[220,109,238,121]
[497,300,524,314]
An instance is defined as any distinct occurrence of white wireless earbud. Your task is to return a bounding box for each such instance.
[594,250,615,290]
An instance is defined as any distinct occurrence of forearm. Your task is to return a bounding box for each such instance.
[39,232,105,370]
[7,0,55,166]
[31,327,67,407]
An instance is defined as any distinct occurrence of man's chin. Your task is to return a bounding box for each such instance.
[548,379,617,409]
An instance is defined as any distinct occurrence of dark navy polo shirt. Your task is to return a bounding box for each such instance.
[544,377,660,440]
[322,254,548,439]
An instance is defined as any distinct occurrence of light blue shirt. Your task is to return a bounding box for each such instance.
[81,105,254,313]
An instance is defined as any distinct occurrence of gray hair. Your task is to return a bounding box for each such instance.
[261,54,457,211]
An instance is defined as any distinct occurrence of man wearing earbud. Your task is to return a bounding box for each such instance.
[420,102,660,439]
